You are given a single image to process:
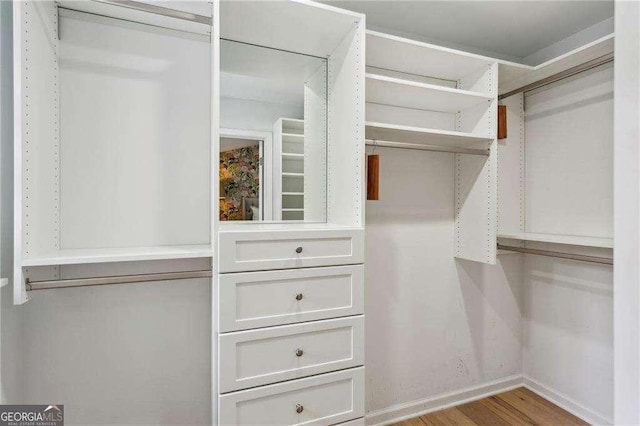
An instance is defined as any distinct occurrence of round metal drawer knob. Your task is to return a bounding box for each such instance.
[296,246,303,254]
[295,293,303,301]
[296,348,304,357]
[296,404,304,414]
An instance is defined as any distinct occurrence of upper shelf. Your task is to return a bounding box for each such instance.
[366,74,494,113]
[498,34,614,96]
[366,122,492,149]
[58,1,212,36]
[22,245,213,267]
[220,0,363,58]
[498,232,613,249]
[366,30,495,82]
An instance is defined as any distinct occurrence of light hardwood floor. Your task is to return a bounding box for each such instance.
[394,388,590,426]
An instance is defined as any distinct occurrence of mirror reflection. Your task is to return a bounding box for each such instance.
[219,39,327,222]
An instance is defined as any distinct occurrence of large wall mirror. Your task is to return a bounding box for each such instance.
[219,39,327,222]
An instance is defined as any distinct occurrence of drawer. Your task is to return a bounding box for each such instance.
[219,367,364,426]
[218,265,364,332]
[218,229,364,273]
[219,316,364,393]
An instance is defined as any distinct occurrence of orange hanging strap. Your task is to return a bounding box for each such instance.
[367,154,380,201]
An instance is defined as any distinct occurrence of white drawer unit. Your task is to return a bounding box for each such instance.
[218,367,365,426]
[219,316,364,393]
[218,265,364,332]
[218,229,364,273]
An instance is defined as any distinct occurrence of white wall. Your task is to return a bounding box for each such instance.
[524,65,614,238]
[365,147,522,419]
[19,277,212,425]
[59,13,211,250]
[614,1,640,423]
[522,254,613,422]
[220,97,301,132]
[518,62,614,423]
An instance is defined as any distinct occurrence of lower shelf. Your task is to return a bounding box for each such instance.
[21,244,213,267]
[497,232,613,249]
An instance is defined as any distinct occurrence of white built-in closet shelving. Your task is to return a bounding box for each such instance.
[497,33,614,95]
[214,1,366,424]
[365,29,615,260]
[274,117,305,221]
[365,30,499,263]
[12,1,215,303]
[366,31,498,154]
[496,32,614,253]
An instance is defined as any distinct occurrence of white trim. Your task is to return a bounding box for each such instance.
[0,278,7,288]
[365,375,523,426]
[219,128,273,221]
[363,374,612,426]
[522,376,613,426]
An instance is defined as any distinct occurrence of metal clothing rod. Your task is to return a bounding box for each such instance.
[499,53,614,100]
[497,244,613,265]
[26,270,213,291]
[365,139,490,156]
[94,0,213,25]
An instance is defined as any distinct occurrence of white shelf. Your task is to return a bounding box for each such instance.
[498,232,613,249]
[282,208,304,212]
[282,117,304,129]
[22,245,213,267]
[366,73,493,113]
[282,172,304,178]
[367,30,495,82]
[498,33,614,95]
[283,192,304,196]
[282,153,304,159]
[366,121,492,149]
[220,1,363,58]
[283,133,304,143]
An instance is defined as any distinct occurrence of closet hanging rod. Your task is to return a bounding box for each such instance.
[365,139,490,156]
[497,244,613,265]
[26,269,213,291]
[498,53,613,100]
[91,0,213,25]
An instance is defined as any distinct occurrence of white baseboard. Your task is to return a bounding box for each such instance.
[523,375,613,426]
[365,375,523,426]
[364,374,612,426]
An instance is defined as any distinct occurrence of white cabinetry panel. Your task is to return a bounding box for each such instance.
[219,265,364,332]
[219,316,364,392]
[219,367,364,426]
[218,228,364,273]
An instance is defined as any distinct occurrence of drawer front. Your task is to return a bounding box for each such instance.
[218,229,364,273]
[219,367,364,426]
[219,316,364,393]
[218,265,364,332]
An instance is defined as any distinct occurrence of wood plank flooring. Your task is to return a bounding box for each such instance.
[394,388,590,426]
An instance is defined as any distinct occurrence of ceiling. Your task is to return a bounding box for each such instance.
[322,1,613,61]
